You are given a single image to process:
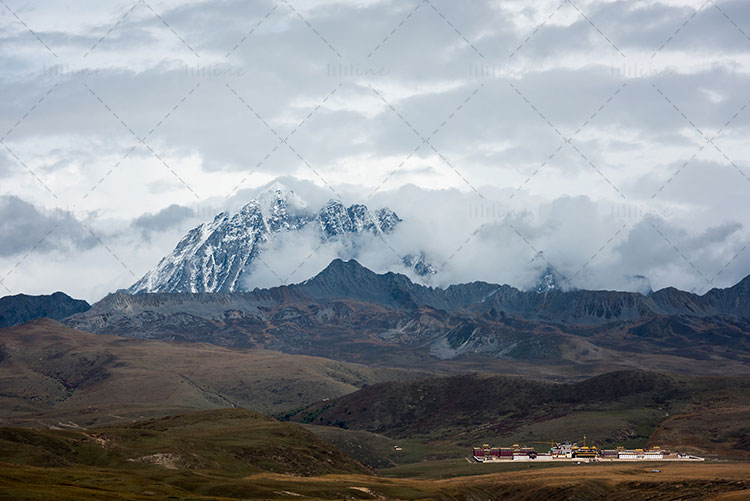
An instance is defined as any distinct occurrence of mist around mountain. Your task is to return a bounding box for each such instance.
[126,182,740,299]
[127,185,611,296]
[128,186,408,294]
[2,178,734,304]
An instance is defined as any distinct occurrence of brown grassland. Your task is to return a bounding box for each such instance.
[1,459,749,500]
[0,408,749,500]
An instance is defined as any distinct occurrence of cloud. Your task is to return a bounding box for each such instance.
[131,204,197,241]
[610,215,745,292]
[0,195,97,256]
[233,182,749,294]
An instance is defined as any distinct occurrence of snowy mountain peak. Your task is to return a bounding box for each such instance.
[256,185,308,213]
[533,265,568,294]
[128,188,403,293]
[213,210,229,221]
[375,207,401,233]
[402,252,436,277]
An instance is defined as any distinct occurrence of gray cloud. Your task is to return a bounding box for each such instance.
[612,215,745,292]
[0,195,97,256]
[131,203,197,241]
[226,180,749,294]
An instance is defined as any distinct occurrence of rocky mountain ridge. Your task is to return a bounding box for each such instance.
[297,259,750,321]
[64,259,750,371]
[0,291,90,328]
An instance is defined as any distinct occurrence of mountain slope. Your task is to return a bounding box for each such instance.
[65,259,750,373]
[0,319,410,427]
[294,259,750,322]
[128,187,402,293]
[0,291,90,328]
[0,408,371,476]
[287,371,688,438]
[287,371,750,458]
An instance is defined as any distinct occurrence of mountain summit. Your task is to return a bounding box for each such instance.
[533,266,566,294]
[128,187,401,293]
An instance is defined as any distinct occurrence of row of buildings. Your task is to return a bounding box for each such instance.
[472,441,702,462]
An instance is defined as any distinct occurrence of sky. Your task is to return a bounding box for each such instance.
[1,0,750,302]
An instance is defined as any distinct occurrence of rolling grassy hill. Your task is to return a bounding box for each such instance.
[0,319,413,428]
[0,408,371,476]
[288,371,750,458]
[1,409,749,499]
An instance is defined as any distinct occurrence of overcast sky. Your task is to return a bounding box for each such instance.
[2,0,750,301]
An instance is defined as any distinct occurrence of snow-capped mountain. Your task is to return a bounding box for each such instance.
[318,200,400,237]
[532,265,570,294]
[402,253,436,277]
[128,187,402,293]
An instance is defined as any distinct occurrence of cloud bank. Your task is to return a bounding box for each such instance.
[1,0,749,300]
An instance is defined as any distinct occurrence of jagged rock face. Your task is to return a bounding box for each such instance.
[317,201,400,236]
[531,265,570,294]
[124,257,750,323]
[535,268,559,294]
[402,253,436,277]
[0,292,90,328]
[128,188,402,293]
[375,207,401,233]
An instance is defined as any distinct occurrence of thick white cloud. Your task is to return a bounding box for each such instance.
[238,180,749,296]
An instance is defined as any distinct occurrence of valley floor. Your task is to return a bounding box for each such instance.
[1,461,749,500]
